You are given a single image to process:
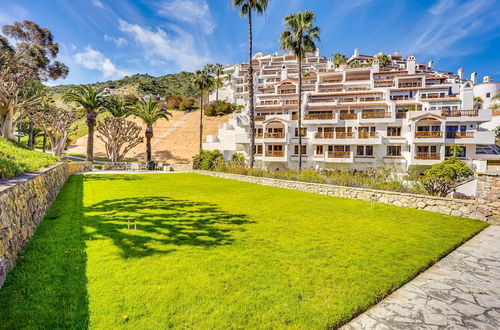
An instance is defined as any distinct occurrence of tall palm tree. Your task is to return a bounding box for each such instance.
[106,95,133,118]
[213,63,225,101]
[279,10,320,171]
[233,0,269,168]
[62,85,107,161]
[192,69,214,152]
[132,98,172,162]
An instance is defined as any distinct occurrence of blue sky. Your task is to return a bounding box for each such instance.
[1,0,499,85]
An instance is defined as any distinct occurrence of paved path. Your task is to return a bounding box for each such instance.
[343,226,500,329]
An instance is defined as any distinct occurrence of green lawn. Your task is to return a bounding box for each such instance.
[0,173,487,329]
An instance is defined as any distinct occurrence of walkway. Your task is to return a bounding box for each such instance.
[343,226,500,329]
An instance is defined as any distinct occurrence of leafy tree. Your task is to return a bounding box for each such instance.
[123,94,139,104]
[280,9,320,172]
[194,150,224,170]
[473,96,483,110]
[348,60,362,68]
[131,98,172,162]
[421,157,474,197]
[179,97,196,111]
[0,21,68,139]
[96,117,143,162]
[494,125,500,143]
[167,95,184,109]
[232,0,269,169]
[106,95,133,118]
[376,54,390,68]
[231,152,246,165]
[62,86,107,161]
[192,69,214,152]
[331,53,347,68]
[204,100,237,116]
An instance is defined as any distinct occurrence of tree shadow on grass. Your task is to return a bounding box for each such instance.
[84,196,254,258]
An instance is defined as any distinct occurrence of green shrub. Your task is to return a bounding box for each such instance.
[194,150,224,170]
[204,100,236,116]
[0,138,58,179]
[421,157,474,196]
[179,97,196,111]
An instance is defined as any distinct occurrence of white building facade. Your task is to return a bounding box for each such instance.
[204,49,499,172]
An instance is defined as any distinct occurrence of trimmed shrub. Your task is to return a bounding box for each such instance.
[179,97,196,111]
[204,100,236,116]
[194,150,224,170]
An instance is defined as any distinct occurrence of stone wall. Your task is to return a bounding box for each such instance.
[68,161,93,174]
[0,162,70,287]
[195,170,500,223]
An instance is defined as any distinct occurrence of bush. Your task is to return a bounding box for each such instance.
[421,157,474,197]
[179,97,196,111]
[0,138,58,179]
[204,100,236,117]
[194,150,224,170]
[167,95,184,109]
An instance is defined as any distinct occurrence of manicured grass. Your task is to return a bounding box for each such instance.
[0,174,487,328]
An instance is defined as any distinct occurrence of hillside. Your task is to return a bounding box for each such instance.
[50,72,200,99]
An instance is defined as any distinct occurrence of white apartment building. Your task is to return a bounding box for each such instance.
[204,49,499,172]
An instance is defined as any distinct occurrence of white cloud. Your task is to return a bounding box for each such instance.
[429,0,457,15]
[157,0,215,34]
[74,46,129,79]
[92,0,105,9]
[118,19,211,71]
[104,34,128,47]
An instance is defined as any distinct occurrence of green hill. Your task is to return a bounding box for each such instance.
[50,72,200,99]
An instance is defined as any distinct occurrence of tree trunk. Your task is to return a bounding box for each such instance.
[86,110,97,162]
[216,73,220,102]
[28,120,34,149]
[1,108,14,139]
[298,54,303,172]
[42,133,47,152]
[199,89,204,152]
[146,125,153,162]
[248,9,256,168]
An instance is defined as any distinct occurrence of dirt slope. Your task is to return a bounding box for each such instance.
[67,110,228,164]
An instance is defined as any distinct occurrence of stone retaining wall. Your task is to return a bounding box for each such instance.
[0,162,70,287]
[195,170,500,223]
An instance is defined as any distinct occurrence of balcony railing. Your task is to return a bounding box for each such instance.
[396,112,408,119]
[415,152,440,160]
[255,115,266,121]
[359,132,379,139]
[361,112,391,119]
[304,112,335,120]
[265,150,284,157]
[442,110,478,117]
[314,132,334,139]
[336,132,356,139]
[415,131,443,138]
[264,132,285,139]
[327,151,351,158]
[255,133,263,138]
[445,131,474,139]
[339,113,357,120]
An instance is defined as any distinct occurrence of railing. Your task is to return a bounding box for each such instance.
[314,132,334,139]
[396,112,408,119]
[442,110,478,117]
[361,112,391,119]
[264,132,285,139]
[415,152,440,160]
[291,114,299,120]
[415,131,443,138]
[336,132,356,139]
[339,113,357,120]
[255,133,263,138]
[327,151,351,158]
[304,112,335,120]
[359,132,379,139]
[255,115,266,121]
[446,131,474,139]
[265,150,284,157]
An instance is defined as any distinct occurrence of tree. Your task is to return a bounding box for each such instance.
[106,95,133,118]
[213,64,225,101]
[0,20,68,139]
[192,69,214,152]
[233,0,269,169]
[376,54,391,68]
[179,97,196,111]
[167,95,184,109]
[280,10,320,172]
[62,86,107,162]
[96,117,143,162]
[132,98,172,162]
[494,125,500,143]
[29,103,77,157]
[473,96,483,110]
[204,100,237,116]
[421,157,474,197]
[331,53,347,68]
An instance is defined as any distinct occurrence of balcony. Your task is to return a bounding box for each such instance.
[445,131,474,139]
[314,132,335,139]
[361,112,391,119]
[325,151,354,163]
[339,113,357,120]
[415,152,440,160]
[255,115,266,122]
[304,112,335,120]
[264,132,285,139]
[265,150,284,157]
[442,109,478,118]
[359,132,379,139]
[415,131,443,138]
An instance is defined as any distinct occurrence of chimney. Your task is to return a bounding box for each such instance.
[354,48,359,57]
[458,67,464,80]
[483,76,492,83]
[315,48,320,56]
[406,55,416,74]
[427,60,433,69]
[470,72,477,84]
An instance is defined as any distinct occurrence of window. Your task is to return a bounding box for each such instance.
[315,145,324,155]
[294,127,307,137]
[357,146,374,156]
[486,93,491,98]
[387,127,401,137]
[387,146,401,156]
[255,145,263,155]
[357,146,364,156]
[366,146,373,156]
[445,146,466,157]
[294,145,307,155]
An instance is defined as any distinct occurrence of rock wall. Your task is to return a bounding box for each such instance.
[0,163,69,287]
[195,170,500,223]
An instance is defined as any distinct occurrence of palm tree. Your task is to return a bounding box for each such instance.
[106,95,133,118]
[192,69,214,152]
[473,96,484,110]
[232,0,269,168]
[279,10,320,171]
[331,52,347,68]
[213,64,225,101]
[62,86,107,161]
[131,98,172,163]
